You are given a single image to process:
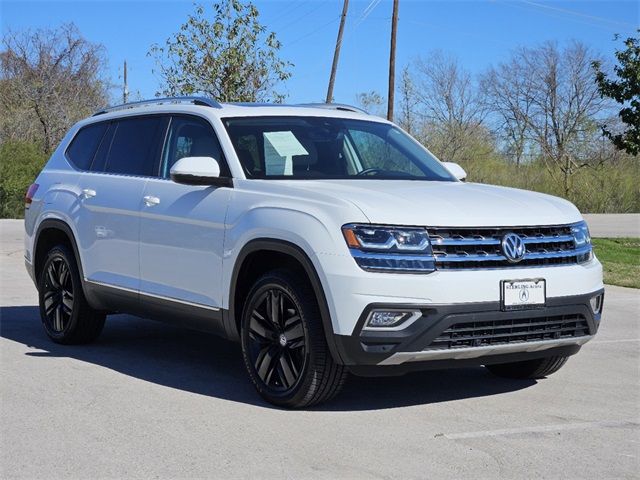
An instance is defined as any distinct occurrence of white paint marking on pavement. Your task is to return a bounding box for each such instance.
[443,420,639,440]
[591,339,640,344]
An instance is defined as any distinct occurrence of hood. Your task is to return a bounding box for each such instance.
[276,180,582,227]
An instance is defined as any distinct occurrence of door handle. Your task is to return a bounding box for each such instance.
[82,188,96,199]
[143,195,160,207]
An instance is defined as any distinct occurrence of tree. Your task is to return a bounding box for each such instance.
[481,57,536,165]
[355,91,385,117]
[150,0,292,102]
[524,42,606,196]
[593,31,640,156]
[408,51,488,162]
[397,65,418,134]
[0,24,109,152]
[0,141,48,218]
[484,42,606,196]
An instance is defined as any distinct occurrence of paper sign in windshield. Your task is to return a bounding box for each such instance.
[263,131,308,175]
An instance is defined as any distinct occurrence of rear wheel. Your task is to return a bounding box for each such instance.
[38,245,105,344]
[485,356,569,379]
[240,269,347,408]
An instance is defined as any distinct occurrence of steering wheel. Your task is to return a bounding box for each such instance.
[356,167,385,177]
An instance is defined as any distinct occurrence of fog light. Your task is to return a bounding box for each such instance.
[590,294,603,314]
[364,310,421,330]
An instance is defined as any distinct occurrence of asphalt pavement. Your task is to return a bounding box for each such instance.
[1,219,639,479]
[583,213,640,238]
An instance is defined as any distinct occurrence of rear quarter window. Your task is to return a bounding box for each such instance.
[65,122,109,170]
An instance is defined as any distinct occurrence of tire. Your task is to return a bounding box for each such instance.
[485,356,569,379]
[37,244,105,344]
[240,269,347,408]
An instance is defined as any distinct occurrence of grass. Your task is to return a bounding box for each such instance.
[592,238,640,289]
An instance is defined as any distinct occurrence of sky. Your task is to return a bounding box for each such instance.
[1,0,638,105]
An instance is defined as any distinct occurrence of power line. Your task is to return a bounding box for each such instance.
[406,19,506,48]
[269,0,308,28]
[279,1,328,31]
[498,0,637,31]
[354,0,383,28]
[287,15,340,48]
[517,0,636,29]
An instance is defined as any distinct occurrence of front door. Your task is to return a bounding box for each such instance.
[138,114,232,312]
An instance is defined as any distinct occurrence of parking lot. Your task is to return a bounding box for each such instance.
[1,219,638,479]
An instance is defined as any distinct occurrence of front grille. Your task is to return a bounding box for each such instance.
[428,225,590,269]
[428,314,589,350]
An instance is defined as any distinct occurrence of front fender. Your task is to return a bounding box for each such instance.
[222,204,348,307]
[222,199,367,364]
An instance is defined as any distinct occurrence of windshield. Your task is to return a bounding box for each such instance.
[223,116,455,181]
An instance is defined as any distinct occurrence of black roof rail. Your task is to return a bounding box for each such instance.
[93,96,222,116]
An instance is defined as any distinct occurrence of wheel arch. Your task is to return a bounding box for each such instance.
[226,238,344,364]
[34,219,86,294]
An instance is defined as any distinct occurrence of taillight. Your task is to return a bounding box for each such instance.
[25,183,39,208]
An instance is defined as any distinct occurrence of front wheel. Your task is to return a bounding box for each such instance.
[485,356,569,379]
[240,269,347,408]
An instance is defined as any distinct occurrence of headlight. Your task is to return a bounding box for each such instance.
[342,224,436,273]
[571,221,593,263]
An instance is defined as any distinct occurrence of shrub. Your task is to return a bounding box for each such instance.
[0,141,48,218]
[457,155,639,213]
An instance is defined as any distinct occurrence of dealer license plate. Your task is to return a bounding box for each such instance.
[501,279,546,311]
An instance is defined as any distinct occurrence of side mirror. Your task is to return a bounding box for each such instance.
[170,156,227,186]
[442,162,467,181]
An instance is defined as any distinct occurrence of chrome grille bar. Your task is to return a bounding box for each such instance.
[430,234,575,246]
[427,225,590,269]
[431,245,590,263]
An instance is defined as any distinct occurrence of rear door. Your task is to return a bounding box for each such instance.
[75,115,167,292]
[138,114,232,313]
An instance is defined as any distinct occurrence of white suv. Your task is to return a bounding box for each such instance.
[24,97,604,408]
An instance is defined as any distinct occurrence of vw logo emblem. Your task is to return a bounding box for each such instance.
[501,233,526,263]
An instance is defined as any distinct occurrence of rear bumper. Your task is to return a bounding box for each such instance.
[333,289,603,373]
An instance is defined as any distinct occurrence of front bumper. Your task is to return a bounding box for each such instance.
[333,289,603,374]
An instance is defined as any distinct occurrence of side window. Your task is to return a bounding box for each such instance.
[235,134,261,175]
[104,116,164,176]
[160,116,228,178]
[89,123,114,173]
[66,122,108,170]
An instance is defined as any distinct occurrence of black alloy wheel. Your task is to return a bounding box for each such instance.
[240,269,347,408]
[38,245,105,344]
[42,256,74,334]
[246,287,307,392]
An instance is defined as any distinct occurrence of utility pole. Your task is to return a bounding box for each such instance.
[123,60,129,104]
[326,0,349,103]
[387,0,399,121]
